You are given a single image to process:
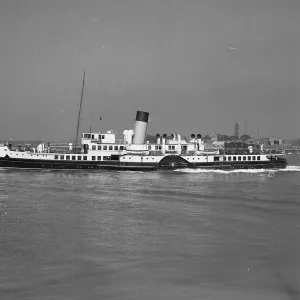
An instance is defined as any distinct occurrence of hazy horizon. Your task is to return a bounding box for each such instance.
[0,0,299,141]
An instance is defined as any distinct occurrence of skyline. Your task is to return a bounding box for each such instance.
[0,0,299,140]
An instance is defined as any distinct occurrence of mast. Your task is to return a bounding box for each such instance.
[74,71,86,151]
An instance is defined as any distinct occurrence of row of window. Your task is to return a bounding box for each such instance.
[83,134,106,139]
[90,145,124,151]
[221,156,261,162]
[54,155,111,161]
[49,153,263,162]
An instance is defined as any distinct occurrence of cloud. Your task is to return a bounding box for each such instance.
[90,18,99,23]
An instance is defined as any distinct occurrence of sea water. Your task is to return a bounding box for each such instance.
[0,156,300,300]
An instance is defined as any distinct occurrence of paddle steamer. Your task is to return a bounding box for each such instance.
[0,110,287,171]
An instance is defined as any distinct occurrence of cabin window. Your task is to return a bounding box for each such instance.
[66,155,70,160]
[83,156,87,161]
[103,146,107,150]
[92,135,94,139]
[71,156,75,160]
[114,146,118,150]
[155,146,158,150]
[60,155,64,160]
[84,134,91,139]
[103,156,110,160]
[54,155,58,159]
[78,156,82,160]
[243,156,246,161]
[120,146,124,150]
[228,156,232,161]
[92,145,96,150]
[101,135,105,139]
[223,157,226,161]
[233,156,236,161]
[238,156,241,161]
[257,156,260,161]
[98,145,101,150]
[252,156,256,160]
[248,156,251,160]
[97,156,101,161]
[214,157,219,162]
[92,156,96,161]
[109,146,113,150]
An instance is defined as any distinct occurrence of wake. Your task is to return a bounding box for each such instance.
[175,165,300,174]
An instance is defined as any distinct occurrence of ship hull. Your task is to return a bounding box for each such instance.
[0,156,287,171]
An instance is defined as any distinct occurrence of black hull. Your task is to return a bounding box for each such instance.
[0,156,287,171]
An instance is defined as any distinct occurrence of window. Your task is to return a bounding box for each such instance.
[92,156,96,160]
[252,156,256,160]
[228,156,232,161]
[60,155,64,160]
[92,145,96,150]
[109,146,113,150]
[120,146,124,150]
[103,146,107,150]
[101,135,105,139]
[214,157,219,162]
[238,156,241,161]
[97,156,101,161]
[66,155,70,160]
[223,157,226,161]
[98,145,101,150]
[54,155,59,159]
[233,156,236,161]
[155,146,158,150]
[114,146,118,150]
[257,156,260,161]
[92,135,94,139]
[243,156,246,161]
[248,156,251,160]
[78,156,82,160]
[83,156,87,161]
[103,156,111,160]
[72,156,76,160]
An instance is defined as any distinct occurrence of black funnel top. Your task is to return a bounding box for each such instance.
[135,111,149,122]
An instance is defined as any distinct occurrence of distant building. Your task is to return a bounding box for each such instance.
[269,138,283,146]
[212,141,225,148]
[234,123,239,139]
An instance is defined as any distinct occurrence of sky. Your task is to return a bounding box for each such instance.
[0,0,299,141]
